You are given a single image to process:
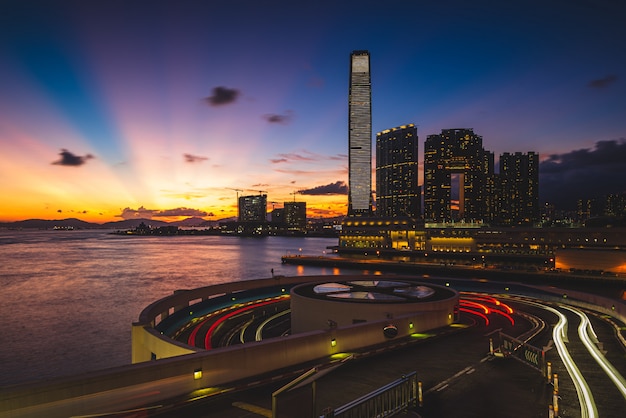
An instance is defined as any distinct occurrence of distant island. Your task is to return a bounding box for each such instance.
[0,216,342,238]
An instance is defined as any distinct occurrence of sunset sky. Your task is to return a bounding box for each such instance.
[1,0,625,223]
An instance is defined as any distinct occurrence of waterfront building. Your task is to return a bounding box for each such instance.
[376,124,421,219]
[237,194,267,234]
[339,216,426,251]
[423,129,494,223]
[348,50,373,216]
[498,152,539,225]
[284,201,307,232]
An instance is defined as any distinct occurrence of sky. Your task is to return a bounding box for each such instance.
[1,0,625,223]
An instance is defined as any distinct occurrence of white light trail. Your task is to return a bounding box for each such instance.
[255,309,291,341]
[564,306,626,400]
[518,298,598,418]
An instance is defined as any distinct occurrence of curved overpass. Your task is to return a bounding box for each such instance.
[2,274,625,418]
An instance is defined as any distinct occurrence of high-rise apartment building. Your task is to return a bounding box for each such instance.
[498,152,539,224]
[376,124,421,219]
[238,194,267,223]
[347,50,372,216]
[423,129,493,223]
[284,201,307,231]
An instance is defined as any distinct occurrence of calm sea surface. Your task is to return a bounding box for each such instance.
[0,230,360,386]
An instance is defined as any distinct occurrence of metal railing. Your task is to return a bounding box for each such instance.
[321,371,418,418]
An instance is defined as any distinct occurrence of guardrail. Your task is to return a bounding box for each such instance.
[321,371,418,418]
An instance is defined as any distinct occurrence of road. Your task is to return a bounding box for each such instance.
[150,285,626,417]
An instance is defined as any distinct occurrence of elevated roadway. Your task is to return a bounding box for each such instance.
[2,273,625,417]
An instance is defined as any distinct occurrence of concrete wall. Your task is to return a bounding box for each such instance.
[2,311,443,418]
[290,285,457,334]
[131,275,313,363]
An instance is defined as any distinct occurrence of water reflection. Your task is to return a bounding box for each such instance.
[0,230,359,385]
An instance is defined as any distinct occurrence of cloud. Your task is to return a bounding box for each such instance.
[262,110,293,125]
[299,181,348,195]
[539,139,626,209]
[204,86,239,106]
[588,74,618,89]
[183,153,208,163]
[269,151,346,164]
[52,149,94,166]
[117,206,208,220]
[156,207,209,217]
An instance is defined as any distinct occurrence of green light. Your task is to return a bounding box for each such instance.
[410,333,433,339]
[331,338,337,347]
[330,352,351,360]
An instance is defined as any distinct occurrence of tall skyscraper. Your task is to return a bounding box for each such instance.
[498,152,539,224]
[376,124,421,219]
[348,50,372,216]
[423,129,493,223]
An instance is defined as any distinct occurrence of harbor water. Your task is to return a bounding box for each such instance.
[0,230,355,386]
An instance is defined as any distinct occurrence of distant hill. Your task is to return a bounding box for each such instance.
[0,216,233,230]
[0,215,340,230]
[0,218,99,230]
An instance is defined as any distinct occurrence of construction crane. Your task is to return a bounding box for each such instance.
[226,188,243,200]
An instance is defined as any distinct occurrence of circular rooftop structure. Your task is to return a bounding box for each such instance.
[312,280,437,302]
[290,276,458,334]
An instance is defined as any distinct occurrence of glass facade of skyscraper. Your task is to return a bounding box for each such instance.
[376,124,421,219]
[348,50,372,216]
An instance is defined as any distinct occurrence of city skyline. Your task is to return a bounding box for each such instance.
[2,0,626,223]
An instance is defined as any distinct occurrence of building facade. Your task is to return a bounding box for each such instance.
[498,152,539,224]
[376,124,421,219]
[423,129,493,223]
[238,194,267,223]
[284,201,307,232]
[348,50,373,216]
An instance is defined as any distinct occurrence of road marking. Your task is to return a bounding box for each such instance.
[232,401,272,417]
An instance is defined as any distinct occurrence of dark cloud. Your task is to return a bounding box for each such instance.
[539,139,626,209]
[270,158,289,164]
[157,207,209,217]
[183,153,208,163]
[588,74,618,89]
[204,86,239,106]
[118,206,208,220]
[118,206,156,219]
[52,149,94,166]
[299,181,348,195]
[263,110,293,125]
